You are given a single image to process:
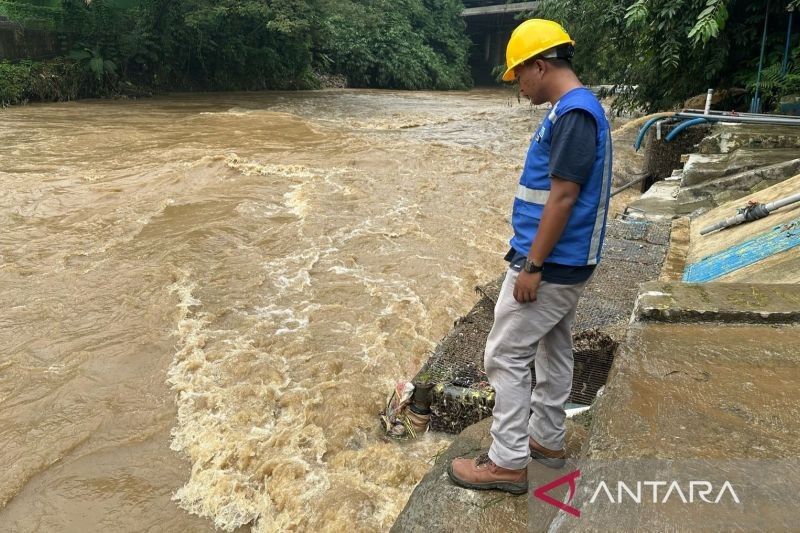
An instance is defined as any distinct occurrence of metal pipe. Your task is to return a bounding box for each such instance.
[633,113,677,151]
[611,173,651,197]
[751,0,771,113]
[675,112,800,126]
[699,192,800,235]
[683,108,795,119]
[782,8,795,77]
[665,117,709,142]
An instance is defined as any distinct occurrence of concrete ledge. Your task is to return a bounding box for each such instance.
[634,281,800,323]
[546,317,800,531]
[391,416,588,533]
[626,180,710,220]
[658,218,690,282]
[681,149,800,187]
[676,158,800,206]
[698,123,800,154]
[687,173,800,284]
[579,321,800,484]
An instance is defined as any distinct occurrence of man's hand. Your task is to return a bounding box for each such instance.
[513,270,542,303]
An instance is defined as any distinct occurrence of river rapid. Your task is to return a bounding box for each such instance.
[1,89,554,531]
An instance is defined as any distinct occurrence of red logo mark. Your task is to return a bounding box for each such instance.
[532,469,581,517]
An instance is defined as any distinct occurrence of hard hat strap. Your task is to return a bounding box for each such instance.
[539,44,574,61]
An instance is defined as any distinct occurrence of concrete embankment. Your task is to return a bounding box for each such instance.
[557,283,800,531]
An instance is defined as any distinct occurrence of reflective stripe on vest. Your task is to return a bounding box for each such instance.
[516,184,550,204]
[586,129,612,264]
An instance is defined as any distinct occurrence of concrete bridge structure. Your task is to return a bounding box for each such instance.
[461,1,539,85]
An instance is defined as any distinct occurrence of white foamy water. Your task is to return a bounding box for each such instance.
[0,89,547,531]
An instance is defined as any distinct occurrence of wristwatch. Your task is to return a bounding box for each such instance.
[522,259,544,274]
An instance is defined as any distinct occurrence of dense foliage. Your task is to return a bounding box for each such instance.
[0,59,81,105]
[533,0,800,112]
[0,0,471,105]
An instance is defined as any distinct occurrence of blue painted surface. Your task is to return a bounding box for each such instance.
[684,218,800,282]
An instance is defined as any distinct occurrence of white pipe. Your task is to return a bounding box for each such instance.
[684,109,790,118]
[699,192,800,235]
[677,112,800,126]
[770,192,800,211]
[704,89,713,115]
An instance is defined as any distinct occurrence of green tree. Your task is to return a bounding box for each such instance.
[316,0,471,90]
[2,0,472,101]
[534,0,799,112]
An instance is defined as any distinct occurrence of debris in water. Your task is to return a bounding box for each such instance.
[380,379,434,439]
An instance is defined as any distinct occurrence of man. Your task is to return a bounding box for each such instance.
[447,19,612,495]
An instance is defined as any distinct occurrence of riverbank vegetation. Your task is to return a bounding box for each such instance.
[0,0,472,106]
[535,0,800,112]
[2,0,797,113]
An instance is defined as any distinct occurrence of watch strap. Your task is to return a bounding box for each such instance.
[523,259,544,274]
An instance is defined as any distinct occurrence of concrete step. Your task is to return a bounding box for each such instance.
[676,158,800,206]
[681,149,800,187]
[634,281,800,323]
[625,180,709,220]
[698,123,800,154]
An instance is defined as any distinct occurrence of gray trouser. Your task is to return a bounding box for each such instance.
[485,267,587,470]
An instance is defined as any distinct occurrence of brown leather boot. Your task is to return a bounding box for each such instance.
[447,452,528,495]
[529,437,566,469]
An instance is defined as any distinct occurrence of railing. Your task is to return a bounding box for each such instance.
[461,1,539,17]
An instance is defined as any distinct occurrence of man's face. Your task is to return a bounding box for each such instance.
[515,59,546,105]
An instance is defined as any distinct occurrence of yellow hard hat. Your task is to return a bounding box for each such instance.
[502,19,575,82]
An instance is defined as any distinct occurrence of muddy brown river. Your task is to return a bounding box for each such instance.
[0,89,575,531]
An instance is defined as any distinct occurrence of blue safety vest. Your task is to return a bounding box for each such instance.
[510,87,612,266]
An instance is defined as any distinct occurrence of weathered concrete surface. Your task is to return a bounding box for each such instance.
[626,123,800,219]
[698,123,800,154]
[681,149,800,187]
[550,321,800,531]
[688,172,800,283]
[634,281,800,323]
[626,179,709,220]
[658,217,690,282]
[0,22,59,62]
[390,416,589,533]
[676,157,800,206]
[461,1,539,17]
